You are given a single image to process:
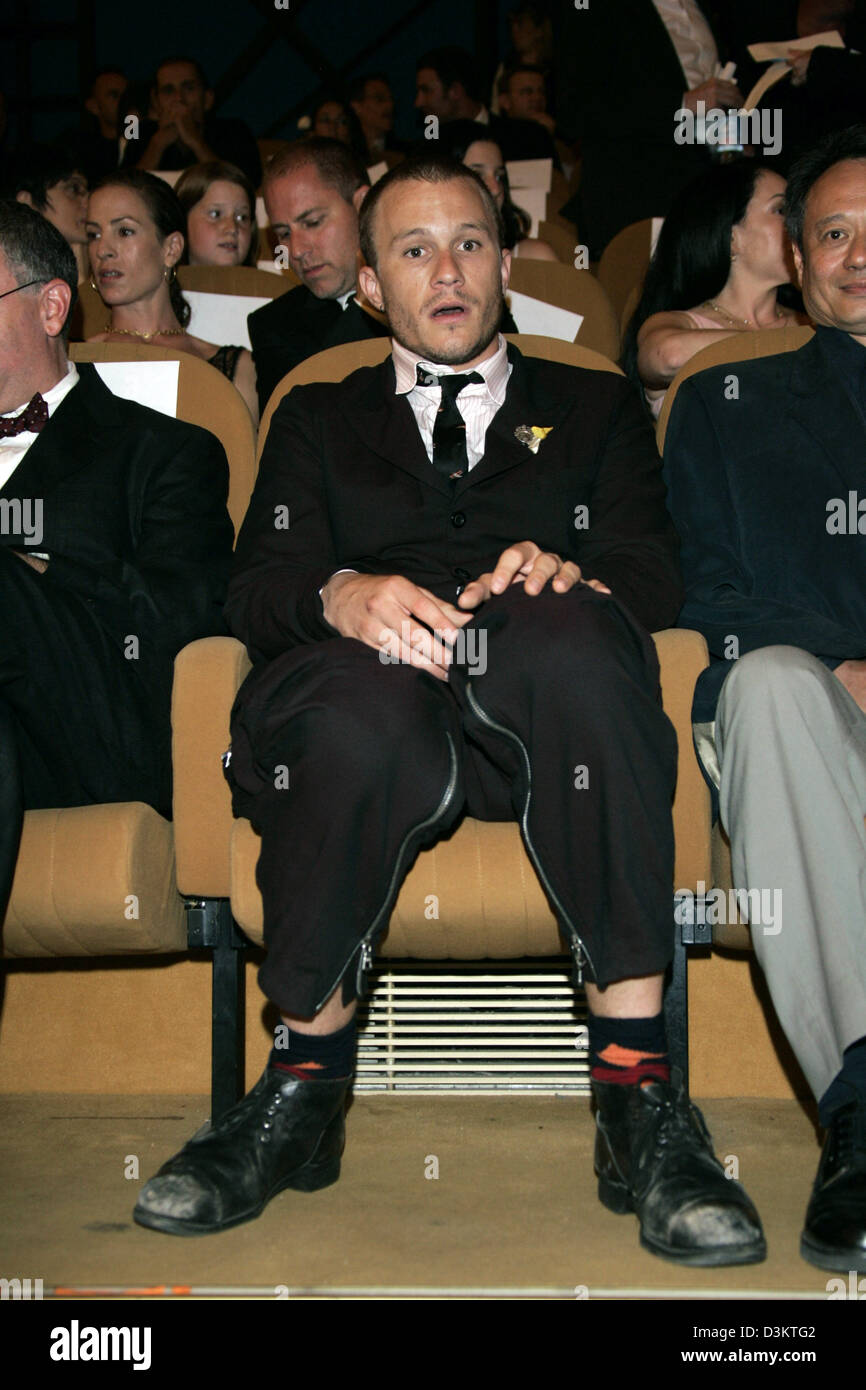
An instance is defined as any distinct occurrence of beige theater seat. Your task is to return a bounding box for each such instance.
[597,218,656,327]
[506,260,621,360]
[172,336,713,1116]
[2,347,254,971]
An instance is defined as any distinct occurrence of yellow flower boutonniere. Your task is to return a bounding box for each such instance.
[514,425,554,454]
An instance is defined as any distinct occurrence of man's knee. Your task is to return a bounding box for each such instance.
[717,646,833,741]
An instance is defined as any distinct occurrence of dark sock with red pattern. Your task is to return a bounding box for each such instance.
[588,1013,670,1086]
[269,1017,357,1081]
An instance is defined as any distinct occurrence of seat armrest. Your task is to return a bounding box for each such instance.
[652,628,712,891]
[172,635,251,897]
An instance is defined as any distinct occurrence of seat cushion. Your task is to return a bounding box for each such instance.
[231,817,565,956]
[2,803,185,957]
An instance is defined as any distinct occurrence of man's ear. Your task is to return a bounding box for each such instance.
[498,92,511,115]
[791,241,804,288]
[39,279,72,339]
[15,190,34,209]
[204,88,215,114]
[85,95,99,119]
[500,245,512,295]
[163,230,184,267]
[358,263,382,309]
[352,183,370,215]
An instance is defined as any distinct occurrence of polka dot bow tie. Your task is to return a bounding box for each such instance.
[0,393,49,438]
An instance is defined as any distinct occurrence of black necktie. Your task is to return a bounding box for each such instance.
[416,367,483,483]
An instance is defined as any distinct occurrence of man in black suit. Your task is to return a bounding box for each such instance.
[247,138,389,416]
[555,0,744,258]
[135,153,766,1265]
[662,126,866,1271]
[0,200,233,922]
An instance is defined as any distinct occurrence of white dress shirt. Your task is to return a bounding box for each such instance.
[652,0,718,89]
[392,333,512,471]
[0,362,79,491]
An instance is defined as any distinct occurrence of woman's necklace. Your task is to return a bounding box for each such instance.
[703,299,785,330]
[104,324,186,341]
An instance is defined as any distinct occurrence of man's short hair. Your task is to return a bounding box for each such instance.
[154,55,210,89]
[264,137,368,202]
[358,154,505,271]
[785,124,866,249]
[347,72,389,105]
[0,199,78,334]
[3,144,83,210]
[497,62,546,98]
[416,47,482,103]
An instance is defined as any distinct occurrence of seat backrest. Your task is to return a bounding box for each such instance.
[176,265,296,300]
[255,333,624,467]
[597,218,655,325]
[69,342,256,538]
[656,325,815,451]
[537,220,578,265]
[506,260,620,360]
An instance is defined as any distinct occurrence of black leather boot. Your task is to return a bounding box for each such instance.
[800,1098,866,1272]
[592,1070,766,1266]
[133,1066,350,1235]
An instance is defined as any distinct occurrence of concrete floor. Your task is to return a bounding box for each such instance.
[0,1092,837,1299]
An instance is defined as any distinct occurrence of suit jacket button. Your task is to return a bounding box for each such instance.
[450,511,466,528]
[453,567,471,582]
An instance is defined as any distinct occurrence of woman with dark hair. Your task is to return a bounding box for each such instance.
[622,160,805,419]
[302,95,368,165]
[85,168,258,423]
[437,119,558,261]
[175,159,257,267]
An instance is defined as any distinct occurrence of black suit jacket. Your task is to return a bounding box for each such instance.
[226,343,683,664]
[662,330,866,723]
[555,0,732,256]
[0,362,234,810]
[247,286,390,415]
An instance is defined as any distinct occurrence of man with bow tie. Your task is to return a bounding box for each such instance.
[0,199,233,925]
[135,154,766,1267]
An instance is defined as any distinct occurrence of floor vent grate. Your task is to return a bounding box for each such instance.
[354,959,589,1094]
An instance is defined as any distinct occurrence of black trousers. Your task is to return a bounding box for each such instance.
[0,547,172,921]
[226,585,679,1018]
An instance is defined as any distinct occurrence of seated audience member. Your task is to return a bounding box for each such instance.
[175,160,257,267]
[246,138,389,415]
[129,56,261,189]
[662,126,866,1272]
[623,161,804,419]
[0,200,232,921]
[439,120,559,263]
[134,153,768,1272]
[303,95,369,165]
[491,1,555,113]
[65,68,127,184]
[86,169,259,424]
[6,146,89,253]
[415,45,554,163]
[348,74,403,166]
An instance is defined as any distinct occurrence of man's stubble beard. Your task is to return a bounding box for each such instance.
[382,287,505,367]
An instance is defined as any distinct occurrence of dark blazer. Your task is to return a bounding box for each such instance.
[226,342,683,663]
[248,285,390,415]
[662,330,866,724]
[554,0,732,256]
[0,362,234,812]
